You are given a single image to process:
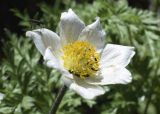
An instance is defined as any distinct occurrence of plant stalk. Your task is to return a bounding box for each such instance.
[49,85,67,114]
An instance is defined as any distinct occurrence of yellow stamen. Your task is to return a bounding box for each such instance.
[62,41,100,79]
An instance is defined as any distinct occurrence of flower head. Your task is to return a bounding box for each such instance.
[26,9,135,99]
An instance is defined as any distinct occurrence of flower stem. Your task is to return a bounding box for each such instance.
[49,85,67,114]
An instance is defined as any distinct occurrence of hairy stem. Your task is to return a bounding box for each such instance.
[49,85,67,114]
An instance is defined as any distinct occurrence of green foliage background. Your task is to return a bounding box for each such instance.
[0,0,160,114]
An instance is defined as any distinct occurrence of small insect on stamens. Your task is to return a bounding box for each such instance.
[91,67,98,71]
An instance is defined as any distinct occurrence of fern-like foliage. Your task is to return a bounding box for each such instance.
[0,0,160,114]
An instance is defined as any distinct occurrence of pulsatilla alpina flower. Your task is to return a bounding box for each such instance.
[26,9,135,99]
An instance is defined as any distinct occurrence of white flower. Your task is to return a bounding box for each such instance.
[26,9,135,99]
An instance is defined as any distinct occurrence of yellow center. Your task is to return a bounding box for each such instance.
[62,41,100,79]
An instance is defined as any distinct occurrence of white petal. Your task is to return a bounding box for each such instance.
[44,48,63,70]
[61,69,74,80]
[0,93,4,100]
[84,72,103,85]
[61,75,73,87]
[69,80,105,99]
[26,28,61,56]
[44,48,74,80]
[100,44,135,68]
[60,9,85,44]
[79,17,106,51]
[99,67,132,85]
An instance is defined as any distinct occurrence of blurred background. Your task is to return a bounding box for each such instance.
[0,0,160,114]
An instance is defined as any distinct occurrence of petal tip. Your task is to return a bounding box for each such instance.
[95,17,100,21]
[68,8,73,13]
[122,70,132,84]
[131,50,136,58]
[61,9,74,19]
[26,31,32,37]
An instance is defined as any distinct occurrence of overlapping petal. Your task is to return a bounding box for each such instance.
[60,9,85,45]
[70,81,105,99]
[85,67,132,85]
[26,28,61,56]
[100,44,135,68]
[79,17,106,51]
[100,67,132,85]
[44,48,62,70]
[44,48,74,80]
